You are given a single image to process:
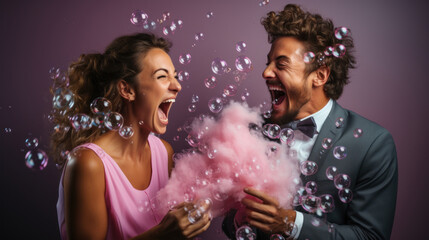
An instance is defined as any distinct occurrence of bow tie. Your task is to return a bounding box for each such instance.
[283,117,317,138]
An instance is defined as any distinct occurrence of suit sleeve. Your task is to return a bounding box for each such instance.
[298,130,398,240]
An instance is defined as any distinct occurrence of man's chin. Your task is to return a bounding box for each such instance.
[269,109,298,125]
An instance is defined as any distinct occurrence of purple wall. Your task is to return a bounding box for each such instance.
[1,0,427,238]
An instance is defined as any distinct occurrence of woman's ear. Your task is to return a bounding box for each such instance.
[313,66,330,87]
[117,80,136,101]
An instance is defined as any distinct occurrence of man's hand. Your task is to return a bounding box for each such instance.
[241,187,296,236]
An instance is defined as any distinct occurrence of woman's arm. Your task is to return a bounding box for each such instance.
[64,149,107,240]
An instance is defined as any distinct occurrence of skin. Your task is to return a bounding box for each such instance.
[64,48,211,240]
[241,37,330,236]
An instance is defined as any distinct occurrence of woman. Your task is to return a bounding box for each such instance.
[52,33,211,239]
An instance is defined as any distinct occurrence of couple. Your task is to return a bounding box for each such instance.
[54,4,397,240]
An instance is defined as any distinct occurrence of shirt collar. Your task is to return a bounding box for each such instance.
[299,99,333,133]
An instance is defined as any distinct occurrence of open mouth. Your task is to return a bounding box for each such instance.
[158,98,175,125]
[268,85,286,107]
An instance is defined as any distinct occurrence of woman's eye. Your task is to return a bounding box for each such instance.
[157,75,167,79]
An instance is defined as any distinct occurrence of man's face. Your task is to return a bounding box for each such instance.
[263,37,314,125]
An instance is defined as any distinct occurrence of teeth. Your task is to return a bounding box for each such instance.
[268,86,285,92]
[162,99,175,103]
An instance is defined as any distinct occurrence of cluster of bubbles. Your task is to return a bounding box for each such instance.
[130,10,184,36]
[303,27,350,64]
[24,137,48,170]
[284,118,365,232]
[187,198,213,224]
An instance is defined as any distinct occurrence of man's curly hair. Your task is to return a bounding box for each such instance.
[262,4,356,100]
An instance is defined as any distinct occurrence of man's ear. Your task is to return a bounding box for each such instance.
[117,80,136,101]
[313,66,330,87]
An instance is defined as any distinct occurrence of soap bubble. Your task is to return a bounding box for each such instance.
[186,132,202,147]
[191,94,199,103]
[233,70,247,83]
[206,11,214,18]
[267,124,281,139]
[104,112,124,131]
[52,88,75,110]
[324,46,334,56]
[179,53,192,64]
[224,84,238,96]
[300,161,318,176]
[194,32,205,41]
[188,104,197,113]
[303,51,316,63]
[162,27,170,36]
[70,114,92,131]
[321,138,333,149]
[236,225,257,240]
[208,97,223,113]
[338,188,353,203]
[325,166,338,180]
[319,194,335,213]
[49,67,60,79]
[188,209,203,224]
[211,58,228,75]
[196,198,213,212]
[173,19,183,29]
[204,76,217,88]
[119,126,134,139]
[236,41,247,52]
[178,71,190,82]
[212,179,230,201]
[333,44,346,58]
[334,27,349,40]
[92,115,105,128]
[270,234,285,240]
[353,128,363,138]
[25,138,39,149]
[334,174,351,190]
[333,146,347,160]
[335,117,344,128]
[235,56,253,72]
[25,149,48,170]
[305,181,318,195]
[301,195,321,213]
[279,128,294,144]
[130,10,148,25]
[90,97,112,115]
[207,148,218,159]
[241,88,250,101]
[161,11,170,21]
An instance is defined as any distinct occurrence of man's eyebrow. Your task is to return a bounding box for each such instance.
[275,55,290,63]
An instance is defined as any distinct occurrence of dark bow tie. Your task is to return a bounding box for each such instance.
[283,117,317,138]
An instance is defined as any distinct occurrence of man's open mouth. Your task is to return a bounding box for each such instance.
[268,85,286,106]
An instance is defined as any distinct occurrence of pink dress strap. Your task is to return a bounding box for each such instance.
[57,134,169,240]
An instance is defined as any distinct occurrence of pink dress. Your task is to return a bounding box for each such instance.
[56,134,169,240]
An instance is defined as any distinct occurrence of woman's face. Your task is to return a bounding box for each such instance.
[132,48,181,134]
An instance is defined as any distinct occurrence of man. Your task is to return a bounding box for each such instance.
[223,4,398,240]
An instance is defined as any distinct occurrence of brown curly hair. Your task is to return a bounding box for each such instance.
[50,33,171,167]
[261,4,356,100]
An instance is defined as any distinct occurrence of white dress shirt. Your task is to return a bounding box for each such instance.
[288,99,333,239]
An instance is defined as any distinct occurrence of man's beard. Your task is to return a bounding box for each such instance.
[269,108,299,126]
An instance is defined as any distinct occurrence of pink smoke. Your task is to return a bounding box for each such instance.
[156,102,300,217]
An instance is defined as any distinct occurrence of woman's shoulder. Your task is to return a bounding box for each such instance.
[64,146,105,183]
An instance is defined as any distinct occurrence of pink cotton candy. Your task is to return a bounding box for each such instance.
[155,101,301,217]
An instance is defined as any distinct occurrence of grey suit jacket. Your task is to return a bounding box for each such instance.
[295,101,398,240]
[222,101,398,240]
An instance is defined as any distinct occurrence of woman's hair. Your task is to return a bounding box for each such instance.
[51,33,171,167]
[261,4,356,100]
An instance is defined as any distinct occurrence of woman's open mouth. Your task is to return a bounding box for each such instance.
[158,98,175,125]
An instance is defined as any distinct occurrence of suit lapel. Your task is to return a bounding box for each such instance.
[304,101,349,181]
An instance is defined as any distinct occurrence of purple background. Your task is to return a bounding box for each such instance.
[1,0,428,239]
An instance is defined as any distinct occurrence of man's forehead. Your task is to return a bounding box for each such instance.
[268,37,304,60]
